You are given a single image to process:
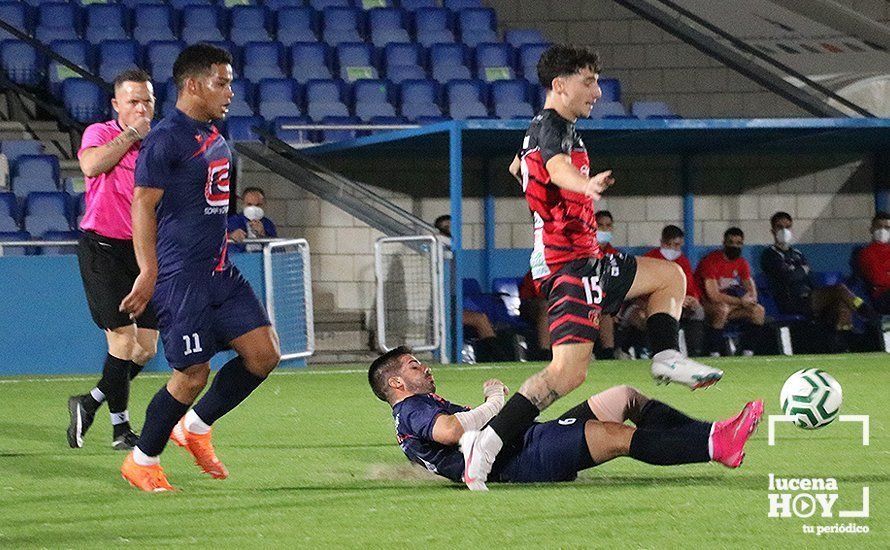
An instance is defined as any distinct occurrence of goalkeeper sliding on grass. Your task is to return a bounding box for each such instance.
[369,347,763,484]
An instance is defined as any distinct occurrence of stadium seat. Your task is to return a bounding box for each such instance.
[36,2,80,43]
[446,79,488,119]
[257,78,303,120]
[227,78,255,116]
[264,0,299,11]
[145,40,186,82]
[242,41,285,82]
[224,115,264,142]
[323,7,363,45]
[272,116,313,146]
[23,192,71,235]
[413,8,454,47]
[475,42,515,81]
[181,5,225,44]
[290,42,334,83]
[47,40,91,97]
[490,79,533,119]
[631,101,679,119]
[12,155,60,198]
[383,42,424,83]
[1,141,43,167]
[386,64,426,84]
[445,0,483,9]
[589,101,630,118]
[367,8,410,48]
[504,29,546,48]
[62,78,108,123]
[0,40,43,87]
[399,79,441,120]
[429,43,471,83]
[352,79,396,121]
[40,230,79,255]
[169,0,214,9]
[304,79,349,120]
[0,192,19,232]
[133,5,177,44]
[0,231,31,256]
[336,42,378,81]
[275,6,318,44]
[318,115,361,143]
[228,5,270,46]
[0,1,30,41]
[84,4,128,44]
[310,0,351,9]
[97,40,140,82]
[400,0,436,11]
[518,43,548,83]
[599,77,621,102]
[457,8,497,48]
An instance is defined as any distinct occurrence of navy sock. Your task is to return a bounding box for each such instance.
[96,354,131,416]
[628,422,712,465]
[635,400,699,429]
[646,313,680,355]
[192,357,265,426]
[486,393,539,446]
[128,360,144,381]
[137,386,190,457]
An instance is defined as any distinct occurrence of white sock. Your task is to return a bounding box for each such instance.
[479,426,504,458]
[110,410,129,425]
[133,446,160,466]
[90,387,106,403]
[707,423,716,460]
[184,409,211,435]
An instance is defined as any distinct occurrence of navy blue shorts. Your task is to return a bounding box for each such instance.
[153,265,270,370]
[491,417,595,483]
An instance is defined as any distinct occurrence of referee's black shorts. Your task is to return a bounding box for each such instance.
[77,230,158,331]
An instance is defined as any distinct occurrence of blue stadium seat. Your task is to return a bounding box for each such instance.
[290,42,333,83]
[385,64,426,84]
[36,2,80,43]
[445,0,482,9]
[399,78,441,121]
[318,115,360,142]
[145,40,186,82]
[323,7,363,45]
[589,101,629,118]
[84,4,128,44]
[310,0,351,9]
[336,42,377,81]
[490,79,533,119]
[24,192,71,234]
[0,192,19,232]
[40,230,79,255]
[352,79,395,122]
[133,4,177,44]
[273,115,313,146]
[1,141,43,167]
[264,0,299,11]
[275,6,318,44]
[518,43,548,83]
[97,40,140,82]
[120,0,165,6]
[181,5,225,44]
[475,42,514,80]
[446,79,488,119]
[224,115,264,142]
[229,5,271,46]
[62,79,108,123]
[228,78,255,116]
[304,79,349,120]
[242,41,285,82]
[428,43,471,83]
[257,78,302,119]
[400,0,436,11]
[457,8,497,47]
[0,1,30,41]
[504,29,546,48]
[599,78,621,102]
[169,0,214,8]
[0,231,31,256]
[413,8,454,47]
[383,42,424,82]
[12,155,60,198]
[367,8,410,48]
[47,40,91,97]
[0,40,43,87]
[631,101,678,119]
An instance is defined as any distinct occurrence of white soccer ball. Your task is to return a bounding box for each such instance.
[780,368,842,429]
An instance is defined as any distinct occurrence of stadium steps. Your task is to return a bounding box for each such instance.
[312,306,376,363]
[0,121,30,141]
[27,120,74,160]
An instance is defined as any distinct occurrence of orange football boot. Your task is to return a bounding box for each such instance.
[170,418,229,479]
[121,452,175,492]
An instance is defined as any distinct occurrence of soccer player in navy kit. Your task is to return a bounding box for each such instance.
[370,348,762,485]
[119,44,280,491]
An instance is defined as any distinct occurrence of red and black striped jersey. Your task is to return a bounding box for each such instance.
[519,109,601,280]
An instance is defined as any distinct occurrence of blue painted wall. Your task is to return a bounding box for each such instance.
[0,253,305,376]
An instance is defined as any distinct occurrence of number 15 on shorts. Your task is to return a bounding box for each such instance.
[582,276,603,305]
[183,333,203,356]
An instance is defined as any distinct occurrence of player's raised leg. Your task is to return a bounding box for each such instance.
[624,256,724,389]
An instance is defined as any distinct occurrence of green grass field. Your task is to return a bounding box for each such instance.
[1,354,887,548]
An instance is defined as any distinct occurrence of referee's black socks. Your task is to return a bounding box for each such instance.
[96,354,132,434]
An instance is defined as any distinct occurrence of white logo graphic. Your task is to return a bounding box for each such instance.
[204,158,230,207]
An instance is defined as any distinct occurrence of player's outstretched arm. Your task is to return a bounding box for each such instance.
[432,380,508,445]
[120,186,163,318]
[545,154,614,199]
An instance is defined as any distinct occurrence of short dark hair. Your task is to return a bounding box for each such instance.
[724,227,744,240]
[112,68,151,91]
[368,346,412,402]
[595,209,613,221]
[661,224,684,242]
[172,43,233,91]
[537,44,602,90]
[873,211,890,224]
[241,187,265,198]
[770,211,792,228]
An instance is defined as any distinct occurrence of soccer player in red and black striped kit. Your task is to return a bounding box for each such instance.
[460,45,727,490]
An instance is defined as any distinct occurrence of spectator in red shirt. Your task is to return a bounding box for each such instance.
[858,211,890,313]
[593,210,618,358]
[695,227,765,356]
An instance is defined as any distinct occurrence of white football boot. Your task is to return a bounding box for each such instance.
[459,429,501,491]
[651,349,723,390]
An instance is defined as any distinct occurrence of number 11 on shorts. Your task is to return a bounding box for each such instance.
[182,333,203,356]
[582,276,603,304]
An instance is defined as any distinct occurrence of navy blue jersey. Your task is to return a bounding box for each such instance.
[135,108,232,281]
[392,393,469,482]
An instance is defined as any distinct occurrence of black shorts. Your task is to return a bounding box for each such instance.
[77,231,158,331]
[540,254,637,346]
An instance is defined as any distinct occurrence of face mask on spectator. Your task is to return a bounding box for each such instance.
[776,228,794,246]
[598,231,612,245]
[244,205,264,221]
[874,228,890,244]
[724,246,742,260]
[660,247,682,261]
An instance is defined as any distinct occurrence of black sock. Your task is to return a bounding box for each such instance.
[136,386,190,457]
[683,320,705,357]
[192,357,265,426]
[486,393,540,447]
[128,361,144,381]
[558,401,598,423]
[628,422,712,465]
[594,346,616,360]
[82,392,102,414]
[636,400,700,429]
[96,354,131,418]
[646,313,679,355]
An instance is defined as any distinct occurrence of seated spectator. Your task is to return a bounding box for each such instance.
[621,225,705,356]
[695,227,765,356]
[761,212,873,341]
[228,186,277,252]
[858,211,890,313]
[518,271,551,360]
[434,214,451,238]
[595,209,618,254]
[593,210,618,359]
